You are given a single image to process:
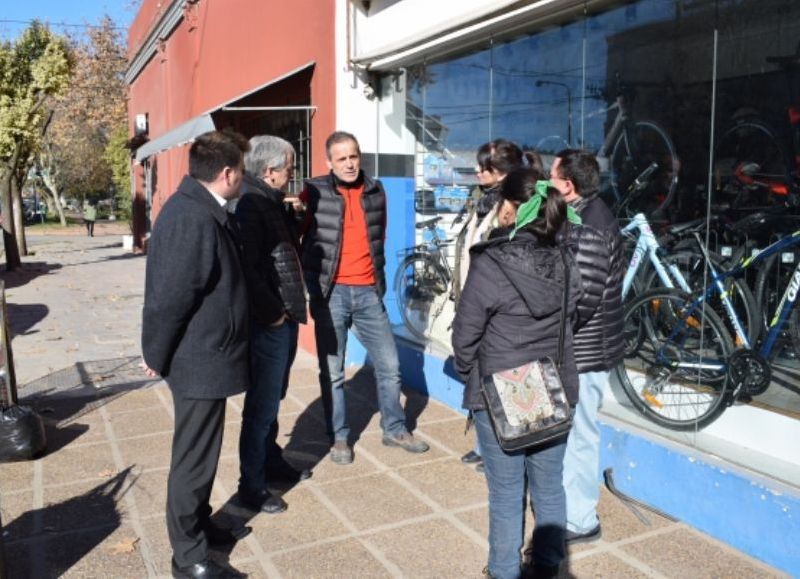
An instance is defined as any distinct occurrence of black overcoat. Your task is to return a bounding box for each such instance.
[141,176,249,399]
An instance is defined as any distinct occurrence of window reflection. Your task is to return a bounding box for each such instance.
[398,0,800,426]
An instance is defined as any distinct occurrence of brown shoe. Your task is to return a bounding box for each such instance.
[330,440,353,465]
[382,432,429,453]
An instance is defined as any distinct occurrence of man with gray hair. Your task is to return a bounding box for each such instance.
[235,135,309,514]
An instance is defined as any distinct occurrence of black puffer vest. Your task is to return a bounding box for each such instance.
[301,172,387,299]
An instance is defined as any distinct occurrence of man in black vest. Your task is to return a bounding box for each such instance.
[300,131,429,464]
[235,135,310,514]
[141,130,250,578]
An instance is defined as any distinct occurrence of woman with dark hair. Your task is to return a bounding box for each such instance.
[452,168,582,579]
[453,140,542,472]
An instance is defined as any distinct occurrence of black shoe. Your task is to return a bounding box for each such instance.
[204,523,252,547]
[521,562,560,579]
[265,461,312,484]
[565,523,601,545]
[475,460,485,474]
[461,450,482,464]
[237,488,288,514]
[171,557,245,578]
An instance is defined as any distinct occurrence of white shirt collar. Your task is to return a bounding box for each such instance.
[207,189,228,208]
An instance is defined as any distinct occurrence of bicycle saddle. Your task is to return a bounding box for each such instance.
[415,216,442,229]
[666,218,706,236]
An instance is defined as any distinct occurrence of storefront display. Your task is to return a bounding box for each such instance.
[396,0,800,423]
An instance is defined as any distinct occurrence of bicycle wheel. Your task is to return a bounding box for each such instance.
[614,288,735,430]
[642,250,760,346]
[714,121,793,207]
[393,253,449,344]
[610,121,679,218]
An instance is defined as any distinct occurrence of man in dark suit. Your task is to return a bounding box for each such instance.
[141,130,250,579]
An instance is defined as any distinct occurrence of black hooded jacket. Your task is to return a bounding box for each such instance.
[452,232,583,411]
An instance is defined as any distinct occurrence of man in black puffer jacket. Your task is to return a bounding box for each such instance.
[550,149,625,545]
[235,136,309,514]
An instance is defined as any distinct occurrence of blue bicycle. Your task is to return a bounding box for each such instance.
[615,230,800,430]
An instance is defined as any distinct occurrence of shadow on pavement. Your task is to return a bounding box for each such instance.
[4,467,137,578]
[213,365,430,532]
[21,356,160,453]
[6,303,49,336]
[1,262,62,289]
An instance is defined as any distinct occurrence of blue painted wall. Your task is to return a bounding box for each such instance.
[343,176,415,364]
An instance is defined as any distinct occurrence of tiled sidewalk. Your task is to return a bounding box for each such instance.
[1,352,785,578]
[0,233,788,578]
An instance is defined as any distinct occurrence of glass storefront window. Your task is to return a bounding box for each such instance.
[395,0,800,439]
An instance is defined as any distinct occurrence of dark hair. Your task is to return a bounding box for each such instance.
[476,139,523,175]
[554,148,600,195]
[189,130,249,183]
[501,167,567,245]
[523,150,544,175]
[325,131,360,159]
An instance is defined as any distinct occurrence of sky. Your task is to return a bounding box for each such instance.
[0,0,136,41]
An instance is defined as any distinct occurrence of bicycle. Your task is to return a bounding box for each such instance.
[393,215,454,344]
[535,73,680,218]
[615,229,800,430]
[616,166,759,346]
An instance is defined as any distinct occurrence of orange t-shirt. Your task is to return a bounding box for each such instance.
[333,183,375,286]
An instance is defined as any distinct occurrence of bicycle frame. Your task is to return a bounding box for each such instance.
[403,218,453,281]
[658,231,800,373]
[718,231,800,356]
[621,213,691,299]
[596,97,626,163]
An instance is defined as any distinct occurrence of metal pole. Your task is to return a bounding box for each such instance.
[0,280,17,407]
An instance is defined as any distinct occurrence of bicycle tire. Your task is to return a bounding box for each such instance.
[610,121,679,218]
[393,253,449,344]
[713,120,794,207]
[614,288,735,431]
[642,250,760,346]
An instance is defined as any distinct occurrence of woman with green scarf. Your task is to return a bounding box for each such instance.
[452,169,583,579]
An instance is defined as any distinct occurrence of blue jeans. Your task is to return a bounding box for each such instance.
[310,284,407,442]
[238,319,298,495]
[562,370,607,533]
[474,410,567,579]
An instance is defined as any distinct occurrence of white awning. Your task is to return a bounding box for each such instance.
[135,114,215,163]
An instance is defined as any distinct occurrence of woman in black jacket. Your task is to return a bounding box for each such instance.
[452,168,582,579]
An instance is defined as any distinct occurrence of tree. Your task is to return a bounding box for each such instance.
[38,17,127,223]
[0,22,70,269]
[103,125,132,221]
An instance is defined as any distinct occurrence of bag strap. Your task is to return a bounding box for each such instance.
[556,246,569,369]
[485,244,570,368]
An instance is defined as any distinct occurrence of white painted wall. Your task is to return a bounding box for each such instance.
[336,0,417,158]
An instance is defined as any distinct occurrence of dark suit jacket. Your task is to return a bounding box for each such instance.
[141,175,249,399]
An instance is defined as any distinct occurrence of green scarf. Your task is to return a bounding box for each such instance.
[510,180,581,239]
